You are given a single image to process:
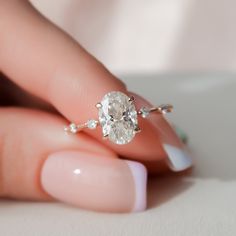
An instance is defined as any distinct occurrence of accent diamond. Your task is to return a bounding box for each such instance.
[87,119,98,129]
[98,91,138,145]
[69,123,78,134]
[139,107,150,118]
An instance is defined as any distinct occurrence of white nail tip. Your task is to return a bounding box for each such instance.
[163,144,193,172]
[125,161,147,212]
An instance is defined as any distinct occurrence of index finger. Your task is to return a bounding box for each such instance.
[0,1,166,161]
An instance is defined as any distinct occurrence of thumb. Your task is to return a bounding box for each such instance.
[0,108,147,213]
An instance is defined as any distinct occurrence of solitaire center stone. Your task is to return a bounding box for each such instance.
[98,91,138,145]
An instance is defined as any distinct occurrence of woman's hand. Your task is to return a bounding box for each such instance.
[0,1,192,212]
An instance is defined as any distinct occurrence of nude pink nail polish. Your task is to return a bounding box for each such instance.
[125,160,147,212]
[41,151,147,213]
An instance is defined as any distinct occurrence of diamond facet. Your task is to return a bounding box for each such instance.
[98,91,138,144]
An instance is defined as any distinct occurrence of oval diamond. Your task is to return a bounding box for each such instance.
[98,91,138,144]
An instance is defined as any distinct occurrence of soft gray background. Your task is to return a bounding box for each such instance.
[1,75,235,236]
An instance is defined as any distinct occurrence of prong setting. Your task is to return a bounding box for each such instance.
[128,96,135,102]
[134,125,141,133]
[96,103,102,109]
[103,134,109,139]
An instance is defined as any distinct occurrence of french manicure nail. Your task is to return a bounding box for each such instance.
[129,92,193,172]
[163,144,192,171]
[125,160,147,212]
[41,151,147,213]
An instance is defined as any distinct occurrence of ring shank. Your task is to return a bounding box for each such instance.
[65,104,173,134]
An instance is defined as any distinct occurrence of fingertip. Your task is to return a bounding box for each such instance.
[128,91,193,172]
[41,151,146,213]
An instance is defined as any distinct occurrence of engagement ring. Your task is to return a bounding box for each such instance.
[64,91,173,145]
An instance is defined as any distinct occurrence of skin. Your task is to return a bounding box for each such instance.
[0,0,176,211]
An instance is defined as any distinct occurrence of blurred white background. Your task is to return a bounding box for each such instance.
[31,0,236,74]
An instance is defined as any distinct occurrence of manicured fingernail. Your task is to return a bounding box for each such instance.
[129,92,193,172]
[125,160,147,212]
[163,144,192,171]
[41,151,147,213]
